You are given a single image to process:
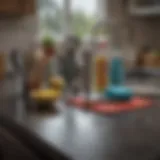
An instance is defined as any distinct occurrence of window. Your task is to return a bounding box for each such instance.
[37,0,98,39]
[37,0,64,40]
[71,0,96,38]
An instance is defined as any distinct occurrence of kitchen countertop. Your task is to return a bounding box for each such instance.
[17,98,160,160]
[0,74,160,160]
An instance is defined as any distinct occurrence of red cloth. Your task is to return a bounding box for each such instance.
[68,96,152,114]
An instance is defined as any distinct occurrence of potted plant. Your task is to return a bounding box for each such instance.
[42,36,55,57]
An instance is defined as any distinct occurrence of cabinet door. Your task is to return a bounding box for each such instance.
[23,0,36,14]
[0,0,22,14]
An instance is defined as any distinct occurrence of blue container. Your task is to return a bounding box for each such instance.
[109,57,125,85]
[104,57,133,101]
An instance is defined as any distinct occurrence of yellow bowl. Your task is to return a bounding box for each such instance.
[30,89,62,101]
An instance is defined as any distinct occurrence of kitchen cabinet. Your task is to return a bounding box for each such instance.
[0,0,36,16]
[0,0,22,15]
[23,0,36,14]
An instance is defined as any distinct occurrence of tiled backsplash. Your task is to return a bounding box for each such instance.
[0,15,38,53]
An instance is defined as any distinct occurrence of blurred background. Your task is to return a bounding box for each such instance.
[0,0,159,97]
[0,0,159,117]
[0,1,160,160]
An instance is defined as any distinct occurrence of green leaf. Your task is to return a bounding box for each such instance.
[42,36,55,47]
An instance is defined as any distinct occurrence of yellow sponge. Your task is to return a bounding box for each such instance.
[49,76,65,89]
[30,89,62,102]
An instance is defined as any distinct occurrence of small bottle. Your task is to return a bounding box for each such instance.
[94,39,108,92]
[95,55,108,92]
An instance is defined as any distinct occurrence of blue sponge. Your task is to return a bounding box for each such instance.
[104,86,133,101]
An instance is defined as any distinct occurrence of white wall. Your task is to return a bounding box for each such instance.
[0,15,38,53]
[0,15,38,71]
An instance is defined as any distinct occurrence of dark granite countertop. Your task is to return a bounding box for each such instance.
[0,73,160,160]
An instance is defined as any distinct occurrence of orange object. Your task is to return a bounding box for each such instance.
[43,47,55,57]
[155,55,160,67]
[0,53,6,80]
[95,56,108,92]
[144,53,157,68]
